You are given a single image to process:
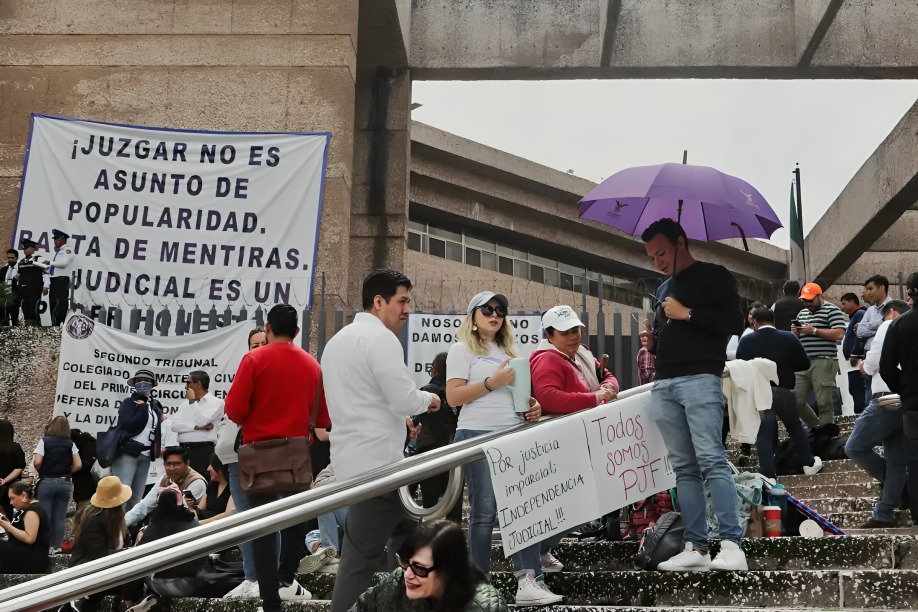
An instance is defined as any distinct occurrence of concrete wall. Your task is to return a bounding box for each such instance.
[410,0,918,79]
[0,0,360,308]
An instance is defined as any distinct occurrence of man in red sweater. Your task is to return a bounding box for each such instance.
[225,304,330,612]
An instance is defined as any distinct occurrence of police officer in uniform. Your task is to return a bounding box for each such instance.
[0,249,21,325]
[17,238,48,325]
[44,229,74,325]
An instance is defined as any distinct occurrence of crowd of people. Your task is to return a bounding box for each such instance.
[1,217,917,611]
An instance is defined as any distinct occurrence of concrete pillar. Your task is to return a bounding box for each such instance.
[349,0,413,305]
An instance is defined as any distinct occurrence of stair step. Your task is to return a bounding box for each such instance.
[796,496,879,514]
[780,482,880,499]
[489,534,899,571]
[827,510,913,529]
[780,470,877,487]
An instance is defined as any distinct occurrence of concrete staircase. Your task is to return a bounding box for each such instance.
[10,416,918,611]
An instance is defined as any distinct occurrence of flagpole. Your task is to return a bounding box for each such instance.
[793,164,806,279]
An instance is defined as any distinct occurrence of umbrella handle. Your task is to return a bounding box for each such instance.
[730,222,750,251]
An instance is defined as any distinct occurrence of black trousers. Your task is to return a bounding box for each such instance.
[331,491,417,612]
[19,287,41,324]
[245,489,308,612]
[847,370,866,414]
[49,277,70,325]
[180,442,215,481]
[756,388,815,479]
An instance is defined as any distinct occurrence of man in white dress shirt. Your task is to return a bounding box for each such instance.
[323,269,440,612]
[172,370,224,479]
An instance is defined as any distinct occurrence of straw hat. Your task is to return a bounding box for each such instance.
[90,476,132,509]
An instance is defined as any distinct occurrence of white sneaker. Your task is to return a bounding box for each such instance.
[223,580,259,600]
[803,456,824,476]
[278,579,312,601]
[540,552,564,573]
[126,595,157,612]
[710,540,748,571]
[657,542,711,572]
[298,545,338,573]
[515,574,563,606]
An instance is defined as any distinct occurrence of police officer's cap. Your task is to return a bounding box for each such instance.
[20,238,38,250]
[51,229,69,240]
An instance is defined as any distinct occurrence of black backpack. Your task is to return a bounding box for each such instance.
[634,511,684,570]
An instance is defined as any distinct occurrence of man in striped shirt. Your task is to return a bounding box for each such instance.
[792,283,847,426]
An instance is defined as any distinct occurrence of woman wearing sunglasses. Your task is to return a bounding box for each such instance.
[445,292,561,607]
[350,520,507,612]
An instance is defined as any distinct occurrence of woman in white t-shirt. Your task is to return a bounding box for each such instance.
[446,291,561,607]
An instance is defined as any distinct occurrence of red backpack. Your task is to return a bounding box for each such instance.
[620,490,675,539]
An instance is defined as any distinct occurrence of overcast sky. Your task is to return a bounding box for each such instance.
[412,80,918,249]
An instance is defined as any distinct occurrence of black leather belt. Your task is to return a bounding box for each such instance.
[180,441,215,448]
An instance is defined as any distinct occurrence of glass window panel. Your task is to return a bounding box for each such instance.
[497,245,514,256]
[514,260,529,279]
[530,254,557,268]
[530,265,544,283]
[481,251,498,271]
[429,237,446,258]
[559,262,586,275]
[560,272,574,291]
[586,270,599,280]
[407,232,422,252]
[446,242,463,262]
[499,256,513,275]
[428,225,462,242]
[466,236,496,251]
[544,268,559,287]
[465,247,481,268]
[408,220,426,233]
[512,249,528,259]
[589,280,599,298]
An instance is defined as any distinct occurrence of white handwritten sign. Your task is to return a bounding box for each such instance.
[485,392,675,553]
[580,393,676,510]
[483,417,600,556]
[406,313,542,387]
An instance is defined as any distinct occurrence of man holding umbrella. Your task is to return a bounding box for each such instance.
[639,218,747,572]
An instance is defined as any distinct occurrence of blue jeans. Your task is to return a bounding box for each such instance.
[845,400,908,521]
[454,429,542,578]
[317,507,348,550]
[227,462,257,580]
[651,375,742,549]
[37,477,72,549]
[111,453,151,511]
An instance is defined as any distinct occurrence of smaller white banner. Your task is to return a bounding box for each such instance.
[55,312,251,435]
[580,393,676,509]
[483,417,600,556]
[406,313,542,387]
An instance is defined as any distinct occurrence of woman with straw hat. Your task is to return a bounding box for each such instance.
[58,476,131,612]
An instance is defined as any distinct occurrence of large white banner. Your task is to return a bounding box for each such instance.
[406,313,542,387]
[14,115,330,329]
[485,392,675,554]
[55,312,251,434]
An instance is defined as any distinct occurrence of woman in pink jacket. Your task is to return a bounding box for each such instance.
[530,306,620,414]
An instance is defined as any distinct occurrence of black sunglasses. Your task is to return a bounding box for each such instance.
[396,553,436,578]
[477,304,507,318]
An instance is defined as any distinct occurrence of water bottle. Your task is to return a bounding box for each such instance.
[767,483,788,536]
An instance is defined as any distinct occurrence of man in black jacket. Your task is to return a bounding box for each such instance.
[0,249,21,326]
[736,307,819,479]
[639,218,746,572]
[772,281,804,332]
[880,273,918,474]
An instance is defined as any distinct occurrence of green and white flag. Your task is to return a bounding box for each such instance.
[788,181,806,282]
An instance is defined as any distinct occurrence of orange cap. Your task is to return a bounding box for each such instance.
[800,283,823,300]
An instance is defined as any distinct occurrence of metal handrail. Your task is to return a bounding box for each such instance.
[0,421,540,611]
[1,382,655,612]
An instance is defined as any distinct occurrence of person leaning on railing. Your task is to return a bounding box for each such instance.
[445,291,560,607]
[349,520,507,612]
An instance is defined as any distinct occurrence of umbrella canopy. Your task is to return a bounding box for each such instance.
[579,163,783,243]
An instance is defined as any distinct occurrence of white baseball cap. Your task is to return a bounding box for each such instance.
[542,305,584,331]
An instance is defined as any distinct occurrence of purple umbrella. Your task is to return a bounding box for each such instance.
[578,163,782,249]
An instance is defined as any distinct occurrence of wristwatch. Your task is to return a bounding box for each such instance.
[686,310,693,322]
